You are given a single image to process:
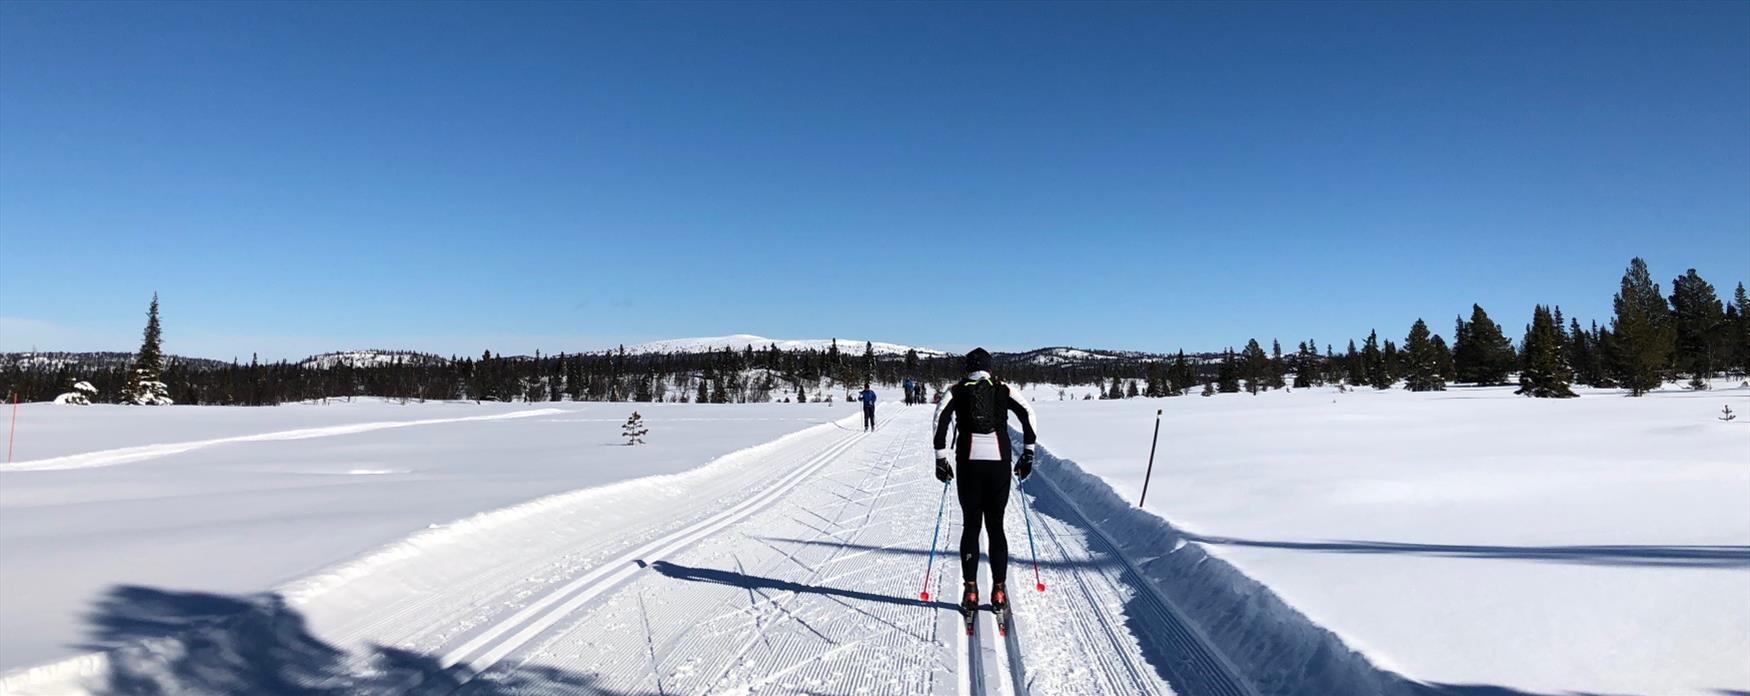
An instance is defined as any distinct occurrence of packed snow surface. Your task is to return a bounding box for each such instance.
[0,400,842,670]
[1023,382,1750,696]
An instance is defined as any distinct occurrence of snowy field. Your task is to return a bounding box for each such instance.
[1023,382,1750,696]
[0,399,858,671]
[3,386,1745,696]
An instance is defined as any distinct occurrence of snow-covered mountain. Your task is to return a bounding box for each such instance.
[617,334,947,357]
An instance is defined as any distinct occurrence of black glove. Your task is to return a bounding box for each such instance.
[935,457,953,483]
[1014,449,1034,480]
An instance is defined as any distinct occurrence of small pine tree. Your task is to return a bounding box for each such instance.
[1517,305,1577,398]
[54,380,99,405]
[1201,381,1215,397]
[1125,380,1139,398]
[122,293,173,405]
[622,411,648,445]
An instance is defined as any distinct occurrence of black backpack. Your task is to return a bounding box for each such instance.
[963,378,1003,435]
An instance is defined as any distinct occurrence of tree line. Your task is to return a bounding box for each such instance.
[1125,258,1747,400]
[4,258,1744,405]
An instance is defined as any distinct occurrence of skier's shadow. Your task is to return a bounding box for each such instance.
[71,584,653,695]
[638,559,962,612]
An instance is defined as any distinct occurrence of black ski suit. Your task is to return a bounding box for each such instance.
[932,373,1037,583]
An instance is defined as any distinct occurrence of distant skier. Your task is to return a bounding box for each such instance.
[860,384,878,431]
[932,348,1037,623]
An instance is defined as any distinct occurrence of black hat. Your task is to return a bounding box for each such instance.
[964,347,992,373]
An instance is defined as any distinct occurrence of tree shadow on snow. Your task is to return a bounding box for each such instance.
[75,584,654,696]
[1183,536,1750,569]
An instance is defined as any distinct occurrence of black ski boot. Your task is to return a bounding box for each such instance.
[960,581,979,635]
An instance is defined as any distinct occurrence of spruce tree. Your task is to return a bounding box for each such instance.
[1292,341,1312,389]
[1609,257,1676,395]
[1402,319,1445,391]
[1517,305,1577,398]
[1593,322,1619,388]
[123,293,171,405]
[1734,283,1750,376]
[1431,334,1455,381]
[1217,348,1240,393]
[1454,305,1515,385]
[1383,339,1401,383]
[1345,340,1364,386]
[1566,318,1595,385]
[1668,268,1725,386]
[1239,339,1269,394]
[1362,331,1391,389]
[1267,339,1286,389]
[1168,351,1193,396]
[1552,306,1569,359]
[1145,361,1165,398]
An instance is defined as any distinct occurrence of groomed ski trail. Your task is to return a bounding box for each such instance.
[8,406,1255,695]
[437,407,1229,696]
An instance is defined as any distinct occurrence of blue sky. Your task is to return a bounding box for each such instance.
[2,1,1746,360]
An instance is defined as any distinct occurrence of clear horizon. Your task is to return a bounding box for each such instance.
[3,2,1747,361]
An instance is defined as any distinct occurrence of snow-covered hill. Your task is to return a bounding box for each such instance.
[618,334,946,357]
[1003,346,1221,367]
[297,350,447,369]
[4,351,227,371]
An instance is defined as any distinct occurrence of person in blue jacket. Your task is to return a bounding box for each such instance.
[860,384,878,430]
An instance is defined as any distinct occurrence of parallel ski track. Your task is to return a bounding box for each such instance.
[462,408,942,695]
[312,420,877,672]
[434,414,897,690]
[1027,468,1259,696]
